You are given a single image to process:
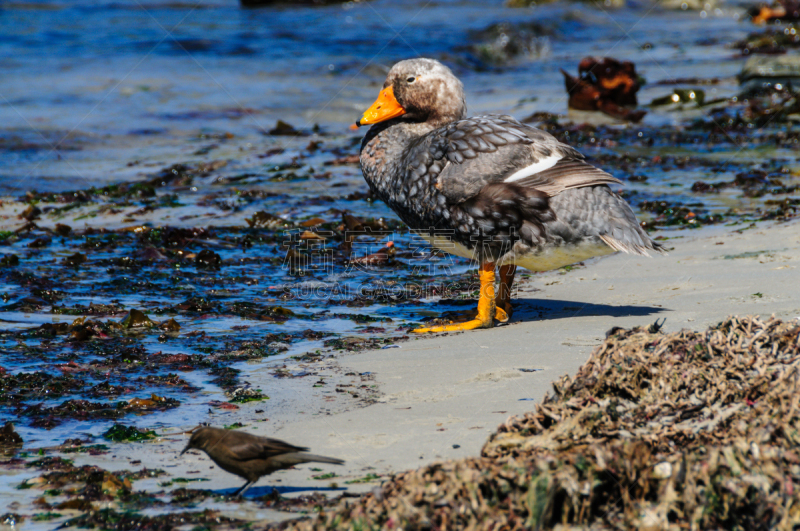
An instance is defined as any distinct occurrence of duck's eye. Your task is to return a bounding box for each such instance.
[406,76,416,83]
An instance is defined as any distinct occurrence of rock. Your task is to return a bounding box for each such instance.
[195,249,222,270]
[120,309,155,329]
[18,204,41,221]
[245,211,287,229]
[268,341,291,352]
[226,387,267,403]
[736,24,800,54]
[54,223,72,236]
[464,22,551,67]
[0,254,19,267]
[266,120,306,136]
[63,252,87,267]
[27,237,50,249]
[0,422,23,447]
[159,318,181,332]
[740,54,800,88]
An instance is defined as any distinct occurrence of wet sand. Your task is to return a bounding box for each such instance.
[6,217,795,526]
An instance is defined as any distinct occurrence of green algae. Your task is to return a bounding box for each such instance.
[103,424,158,442]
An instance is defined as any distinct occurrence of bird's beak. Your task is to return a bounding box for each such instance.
[180,444,190,456]
[356,86,406,127]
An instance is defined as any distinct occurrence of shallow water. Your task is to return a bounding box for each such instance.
[1,0,799,526]
[0,0,757,191]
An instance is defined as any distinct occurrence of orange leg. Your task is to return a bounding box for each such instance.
[414,262,496,333]
[494,264,516,323]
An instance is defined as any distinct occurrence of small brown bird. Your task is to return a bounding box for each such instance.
[180,426,344,497]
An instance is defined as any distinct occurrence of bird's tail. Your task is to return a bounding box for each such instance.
[270,452,344,468]
[299,453,345,465]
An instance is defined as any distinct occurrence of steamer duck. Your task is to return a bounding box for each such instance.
[356,58,664,333]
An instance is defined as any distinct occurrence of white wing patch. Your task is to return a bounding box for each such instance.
[503,154,562,183]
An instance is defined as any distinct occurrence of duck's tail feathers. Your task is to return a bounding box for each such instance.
[599,234,668,257]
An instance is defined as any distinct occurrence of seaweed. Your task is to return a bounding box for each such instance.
[103,424,158,442]
[281,316,800,530]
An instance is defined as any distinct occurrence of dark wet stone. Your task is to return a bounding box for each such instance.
[227,387,267,403]
[0,422,23,447]
[27,237,51,249]
[739,55,800,92]
[53,223,72,236]
[195,249,222,270]
[691,181,722,193]
[736,24,800,55]
[268,341,291,352]
[266,119,306,136]
[229,302,294,321]
[159,318,181,332]
[63,252,87,267]
[19,204,41,221]
[463,21,551,68]
[245,210,289,229]
[0,254,19,267]
[120,309,155,329]
[175,296,219,313]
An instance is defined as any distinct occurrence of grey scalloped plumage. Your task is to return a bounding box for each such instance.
[359,58,665,268]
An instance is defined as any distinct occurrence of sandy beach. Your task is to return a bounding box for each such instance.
[263,217,800,488]
[5,215,797,527]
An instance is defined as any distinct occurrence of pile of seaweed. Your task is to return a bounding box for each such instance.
[281,315,800,530]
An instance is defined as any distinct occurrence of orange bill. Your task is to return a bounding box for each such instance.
[356,86,406,127]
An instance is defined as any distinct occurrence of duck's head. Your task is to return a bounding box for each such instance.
[356,58,466,128]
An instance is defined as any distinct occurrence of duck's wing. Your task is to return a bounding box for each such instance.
[430,115,622,204]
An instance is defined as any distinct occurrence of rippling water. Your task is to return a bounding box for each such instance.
[1,0,755,192]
